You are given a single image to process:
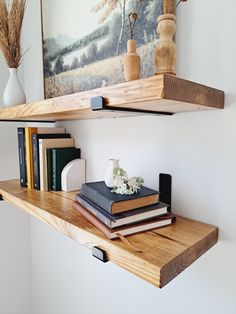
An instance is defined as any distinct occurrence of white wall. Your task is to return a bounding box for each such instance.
[0,121,32,314]
[0,46,32,314]
[19,0,236,313]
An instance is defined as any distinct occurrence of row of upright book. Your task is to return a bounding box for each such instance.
[73,181,176,239]
[17,127,81,191]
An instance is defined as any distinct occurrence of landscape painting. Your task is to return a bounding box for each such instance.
[41,0,163,99]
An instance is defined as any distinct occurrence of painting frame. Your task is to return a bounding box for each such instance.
[40,0,174,99]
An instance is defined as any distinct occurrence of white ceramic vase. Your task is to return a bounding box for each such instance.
[104,159,120,188]
[3,68,26,107]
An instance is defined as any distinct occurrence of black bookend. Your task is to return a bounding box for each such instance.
[159,173,172,211]
[92,246,108,263]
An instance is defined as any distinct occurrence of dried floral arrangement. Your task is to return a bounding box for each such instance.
[0,0,26,68]
[112,167,144,195]
[174,0,187,12]
[128,0,144,40]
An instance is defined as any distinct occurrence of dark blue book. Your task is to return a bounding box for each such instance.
[81,181,159,214]
[17,127,27,187]
[32,133,71,190]
[76,193,169,229]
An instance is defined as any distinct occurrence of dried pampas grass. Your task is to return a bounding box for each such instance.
[0,0,26,68]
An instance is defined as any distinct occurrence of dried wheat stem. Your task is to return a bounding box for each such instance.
[0,0,26,68]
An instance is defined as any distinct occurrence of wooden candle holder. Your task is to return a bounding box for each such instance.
[155,14,177,76]
[123,39,140,81]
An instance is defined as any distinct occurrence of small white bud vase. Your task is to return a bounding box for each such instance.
[3,68,26,107]
[104,159,120,188]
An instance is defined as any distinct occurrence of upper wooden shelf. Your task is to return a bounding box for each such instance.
[0,74,224,121]
[0,179,218,288]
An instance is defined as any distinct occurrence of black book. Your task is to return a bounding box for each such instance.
[76,193,169,229]
[81,181,159,214]
[17,127,27,187]
[32,133,71,190]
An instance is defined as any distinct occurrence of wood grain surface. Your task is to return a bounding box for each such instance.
[0,179,218,288]
[0,75,224,121]
[163,0,175,14]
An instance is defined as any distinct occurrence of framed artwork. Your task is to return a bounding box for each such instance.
[41,0,169,99]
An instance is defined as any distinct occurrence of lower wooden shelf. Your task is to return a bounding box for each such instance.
[0,179,218,288]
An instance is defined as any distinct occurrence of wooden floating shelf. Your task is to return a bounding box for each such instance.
[0,179,218,288]
[0,75,224,121]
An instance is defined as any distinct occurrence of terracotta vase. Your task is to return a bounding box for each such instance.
[123,39,140,81]
[104,159,120,188]
[154,14,177,75]
[3,68,26,107]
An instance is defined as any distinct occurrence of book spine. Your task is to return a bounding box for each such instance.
[25,128,37,189]
[39,140,45,191]
[52,150,57,191]
[45,149,49,191]
[32,134,40,190]
[76,195,113,228]
[72,201,112,239]
[46,149,52,191]
[17,128,27,187]
[81,184,112,214]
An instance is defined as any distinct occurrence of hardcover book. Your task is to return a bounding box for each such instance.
[73,201,175,240]
[38,138,74,191]
[81,181,159,214]
[75,193,169,229]
[17,127,27,187]
[47,147,81,191]
[25,127,66,189]
[32,133,71,190]
[25,128,37,189]
[34,128,65,134]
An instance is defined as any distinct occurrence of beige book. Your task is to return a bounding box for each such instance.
[39,138,74,191]
[36,127,65,134]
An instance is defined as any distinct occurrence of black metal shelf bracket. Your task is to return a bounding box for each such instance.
[92,246,108,263]
[90,96,173,116]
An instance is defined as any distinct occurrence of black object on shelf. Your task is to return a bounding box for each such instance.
[159,173,172,211]
[90,96,173,116]
[92,246,108,263]
[0,194,4,201]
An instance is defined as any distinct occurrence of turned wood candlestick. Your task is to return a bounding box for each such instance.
[124,39,140,81]
[155,14,177,75]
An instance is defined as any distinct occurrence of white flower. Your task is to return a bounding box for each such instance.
[111,167,144,195]
[128,178,139,192]
[116,182,128,195]
[113,176,124,188]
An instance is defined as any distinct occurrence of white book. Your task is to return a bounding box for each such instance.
[39,138,74,191]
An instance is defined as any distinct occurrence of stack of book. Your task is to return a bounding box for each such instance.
[17,127,81,191]
[73,181,176,240]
